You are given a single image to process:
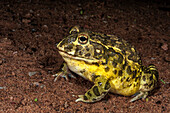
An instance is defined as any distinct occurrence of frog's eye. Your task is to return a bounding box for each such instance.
[78,35,88,44]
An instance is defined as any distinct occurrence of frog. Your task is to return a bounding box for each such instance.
[54,26,159,103]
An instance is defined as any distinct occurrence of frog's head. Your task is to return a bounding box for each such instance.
[57,26,106,63]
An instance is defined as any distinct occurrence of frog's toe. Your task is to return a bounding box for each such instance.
[75,95,97,103]
[52,71,68,81]
[53,72,76,81]
[53,63,76,81]
[130,91,148,102]
[75,95,85,102]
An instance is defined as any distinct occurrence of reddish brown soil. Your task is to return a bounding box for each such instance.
[0,0,169,112]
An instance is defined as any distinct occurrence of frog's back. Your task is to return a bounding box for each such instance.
[88,32,142,96]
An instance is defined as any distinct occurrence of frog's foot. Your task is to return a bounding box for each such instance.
[130,64,159,102]
[75,87,108,103]
[75,76,111,103]
[130,91,148,102]
[53,63,76,81]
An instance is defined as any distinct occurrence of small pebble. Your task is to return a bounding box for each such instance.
[31,28,37,32]
[22,19,31,24]
[0,86,6,89]
[29,9,34,13]
[42,25,48,31]
[64,101,69,108]
[0,60,3,65]
[13,51,18,55]
[28,72,37,77]
[72,95,76,97]
[164,56,170,62]
[12,72,16,76]
[161,43,168,51]
[103,20,108,23]
[151,57,156,60]
[33,82,40,87]
[42,25,48,28]
[25,13,32,18]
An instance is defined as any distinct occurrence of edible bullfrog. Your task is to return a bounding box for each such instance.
[54,26,159,103]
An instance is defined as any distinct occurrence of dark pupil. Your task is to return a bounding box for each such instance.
[80,36,87,42]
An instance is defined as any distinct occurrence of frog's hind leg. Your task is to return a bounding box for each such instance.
[130,64,159,102]
[76,76,111,103]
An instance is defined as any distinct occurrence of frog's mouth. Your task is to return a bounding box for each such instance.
[58,50,99,64]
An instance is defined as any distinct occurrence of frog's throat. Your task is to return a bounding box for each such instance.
[58,50,99,64]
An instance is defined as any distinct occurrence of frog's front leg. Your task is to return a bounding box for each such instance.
[53,62,76,81]
[76,76,111,103]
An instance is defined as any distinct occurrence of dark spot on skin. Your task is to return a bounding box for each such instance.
[98,82,102,86]
[102,92,107,95]
[80,69,85,74]
[132,70,137,79]
[121,77,126,82]
[105,67,110,72]
[104,80,111,90]
[64,44,73,51]
[102,55,108,65]
[114,70,117,74]
[144,83,148,86]
[128,84,132,87]
[92,62,100,67]
[135,77,139,82]
[133,84,136,87]
[108,48,116,56]
[121,78,124,82]
[118,70,123,76]
[128,53,133,61]
[140,72,142,76]
[59,38,68,47]
[117,53,123,64]
[92,75,100,81]
[76,45,83,50]
[122,63,126,70]
[152,71,159,80]
[96,34,102,40]
[138,59,142,65]
[126,77,130,82]
[126,66,132,75]
[102,62,107,65]
[128,52,139,62]
[85,46,89,51]
[79,51,83,55]
[149,75,153,81]
[92,98,97,101]
[92,34,96,36]
[121,50,126,55]
[87,91,92,97]
[112,61,117,68]
[93,86,100,96]
[75,45,83,55]
[149,82,153,88]
[143,76,146,81]
[85,53,91,57]
[84,95,88,100]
